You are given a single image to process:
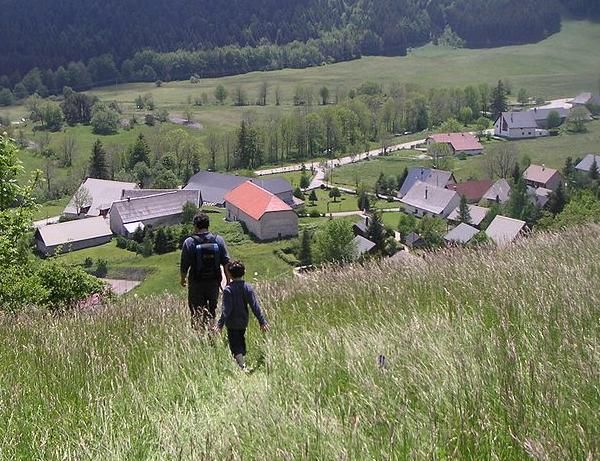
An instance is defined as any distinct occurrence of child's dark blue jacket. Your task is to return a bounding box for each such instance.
[217,280,267,330]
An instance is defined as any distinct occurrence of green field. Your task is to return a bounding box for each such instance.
[57,209,297,296]
[1,225,597,459]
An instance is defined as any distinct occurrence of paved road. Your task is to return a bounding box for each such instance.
[254,138,427,179]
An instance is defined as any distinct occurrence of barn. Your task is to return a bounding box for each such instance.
[224,181,298,241]
[35,216,113,256]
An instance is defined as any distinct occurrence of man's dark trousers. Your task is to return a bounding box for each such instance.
[188,279,220,329]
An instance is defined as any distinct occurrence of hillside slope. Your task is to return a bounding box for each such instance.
[0,227,598,459]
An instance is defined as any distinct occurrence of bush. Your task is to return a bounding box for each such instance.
[144,114,155,126]
[94,259,108,278]
[83,257,94,268]
[116,236,128,249]
[126,239,141,253]
[309,209,321,218]
[274,249,300,266]
[0,266,48,313]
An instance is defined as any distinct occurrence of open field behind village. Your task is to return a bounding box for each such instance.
[1,226,598,459]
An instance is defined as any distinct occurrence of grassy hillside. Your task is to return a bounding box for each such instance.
[1,226,598,459]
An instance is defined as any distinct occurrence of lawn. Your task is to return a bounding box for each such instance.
[2,225,598,459]
[33,197,70,220]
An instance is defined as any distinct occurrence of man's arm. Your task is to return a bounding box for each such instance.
[218,236,232,284]
[216,287,232,331]
[180,239,192,287]
[246,284,268,330]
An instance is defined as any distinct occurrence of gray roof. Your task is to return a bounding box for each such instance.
[185,171,292,205]
[483,179,511,204]
[575,154,600,172]
[112,190,201,224]
[444,223,479,244]
[497,111,538,129]
[252,177,292,195]
[36,216,112,247]
[398,167,454,197]
[121,189,179,199]
[447,204,489,227]
[401,181,459,215]
[527,186,552,208]
[588,95,600,106]
[64,178,138,217]
[528,107,570,121]
[353,220,368,235]
[572,92,592,105]
[405,232,424,247]
[485,215,526,245]
[353,235,376,255]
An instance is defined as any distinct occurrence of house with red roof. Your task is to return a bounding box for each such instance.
[224,181,298,241]
[427,133,483,156]
[523,164,563,191]
[448,179,494,203]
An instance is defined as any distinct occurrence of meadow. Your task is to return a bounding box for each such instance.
[1,225,597,459]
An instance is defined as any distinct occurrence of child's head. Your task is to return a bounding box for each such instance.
[228,260,245,279]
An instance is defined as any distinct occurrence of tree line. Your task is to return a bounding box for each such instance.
[0,0,585,99]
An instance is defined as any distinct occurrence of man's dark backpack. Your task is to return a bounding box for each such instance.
[191,233,221,281]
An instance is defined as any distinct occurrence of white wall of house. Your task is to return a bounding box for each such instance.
[401,194,460,219]
[36,235,113,256]
[110,208,126,236]
[260,211,298,240]
[226,203,298,241]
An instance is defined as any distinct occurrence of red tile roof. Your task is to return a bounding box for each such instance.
[429,133,483,152]
[448,180,495,203]
[224,181,292,220]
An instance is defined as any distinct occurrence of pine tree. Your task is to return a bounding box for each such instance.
[490,80,508,119]
[298,230,312,266]
[590,158,599,180]
[367,211,386,253]
[88,139,110,179]
[563,157,574,180]
[547,182,567,215]
[357,190,370,211]
[300,171,310,189]
[128,133,150,169]
[458,195,472,224]
[309,190,318,205]
[153,228,169,255]
[511,162,521,185]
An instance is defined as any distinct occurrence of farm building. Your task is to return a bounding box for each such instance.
[523,164,562,191]
[575,154,600,173]
[224,181,298,241]
[427,133,483,156]
[110,190,201,236]
[398,167,456,198]
[447,204,489,228]
[400,181,461,219]
[184,171,297,207]
[485,215,527,246]
[353,235,376,256]
[571,92,592,107]
[448,180,494,203]
[35,216,112,256]
[483,179,511,204]
[444,223,479,245]
[121,189,179,199]
[494,111,548,139]
[64,178,137,218]
[528,107,570,129]
[527,186,553,208]
[352,216,370,238]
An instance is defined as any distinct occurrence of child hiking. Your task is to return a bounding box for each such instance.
[215,261,269,371]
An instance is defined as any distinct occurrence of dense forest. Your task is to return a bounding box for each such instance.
[0,0,597,98]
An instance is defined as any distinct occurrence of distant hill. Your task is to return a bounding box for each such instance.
[0,0,597,93]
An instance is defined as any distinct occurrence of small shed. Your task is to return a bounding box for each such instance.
[485,215,527,246]
[444,223,479,245]
[353,235,377,255]
[35,216,112,256]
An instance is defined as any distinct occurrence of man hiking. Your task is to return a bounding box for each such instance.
[180,212,231,329]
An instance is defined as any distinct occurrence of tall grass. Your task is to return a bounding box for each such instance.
[1,226,598,460]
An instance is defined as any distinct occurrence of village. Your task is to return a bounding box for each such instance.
[30,90,600,292]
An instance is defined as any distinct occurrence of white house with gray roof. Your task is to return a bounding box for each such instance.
[575,154,600,173]
[447,204,489,228]
[397,167,456,198]
[494,111,549,139]
[444,223,479,245]
[64,178,138,218]
[110,190,201,236]
[35,216,112,256]
[184,171,296,207]
[483,179,511,204]
[485,215,527,246]
[400,181,460,218]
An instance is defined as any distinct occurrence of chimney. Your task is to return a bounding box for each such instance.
[542,164,546,171]
[127,197,131,202]
[365,217,369,227]
[425,187,429,200]
[534,107,537,113]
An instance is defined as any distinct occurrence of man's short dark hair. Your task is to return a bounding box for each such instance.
[228,260,245,278]
[193,212,210,230]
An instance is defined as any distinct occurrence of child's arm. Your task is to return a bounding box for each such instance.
[216,287,232,332]
[246,284,268,331]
